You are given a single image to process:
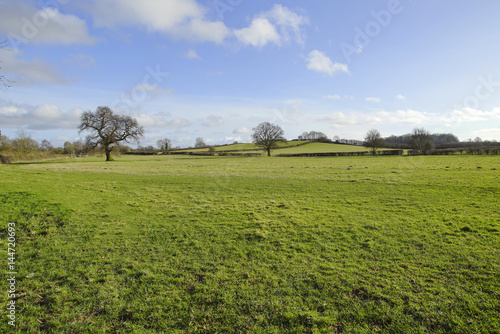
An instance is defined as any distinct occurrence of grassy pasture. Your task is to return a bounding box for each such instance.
[274,142,369,155]
[173,141,311,154]
[0,155,499,333]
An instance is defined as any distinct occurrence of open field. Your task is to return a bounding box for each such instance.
[173,141,311,155]
[171,141,369,156]
[275,143,369,155]
[0,155,499,333]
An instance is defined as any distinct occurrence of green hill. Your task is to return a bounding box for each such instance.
[172,141,369,156]
[274,142,368,155]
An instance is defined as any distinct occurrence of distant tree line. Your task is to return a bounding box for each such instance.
[2,106,499,162]
[384,132,460,148]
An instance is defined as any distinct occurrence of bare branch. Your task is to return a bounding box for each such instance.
[78,106,144,161]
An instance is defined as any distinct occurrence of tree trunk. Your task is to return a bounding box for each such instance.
[105,146,114,161]
[267,148,271,156]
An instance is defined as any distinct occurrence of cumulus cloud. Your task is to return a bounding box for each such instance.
[0,102,82,130]
[306,50,348,76]
[395,94,406,100]
[0,105,28,117]
[234,4,308,47]
[233,127,251,134]
[234,18,280,47]
[375,109,429,125]
[263,4,308,45]
[447,107,500,123]
[0,1,94,46]
[87,0,230,43]
[32,104,61,120]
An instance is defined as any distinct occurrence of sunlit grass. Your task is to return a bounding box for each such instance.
[0,155,499,333]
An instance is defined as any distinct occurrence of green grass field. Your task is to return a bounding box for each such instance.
[1,155,499,333]
[173,141,311,154]
[172,141,368,156]
[275,142,369,155]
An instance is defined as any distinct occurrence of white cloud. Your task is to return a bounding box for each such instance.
[175,136,192,144]
[370,110,428,125]
[471,128,500,140]
[261,4,308,45]
[1,49,67,85]
[88,0,230,43]
[395,94,406,100]
[130,83,174,98]
[167,118,192,129]
[186,49,201,60]
[306,50,349,76]
[447,107,500,123]
[310,109,429,127]
[0,102,82,130]
[234,4,308,47]
[234,18,280,47]
[313,112,360,125]
[0,1,94,45]
[224,136,241,143]
[202,115,223,127]
[366,97,381,103]
[233,127,251,134]
[183,18,230,44]
[0,105,28,117]
[33,104,61,120]
[323,95,341,100]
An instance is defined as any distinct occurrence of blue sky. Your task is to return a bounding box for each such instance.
[1,0,499,148]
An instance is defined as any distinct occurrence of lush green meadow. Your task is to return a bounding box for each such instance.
[0,155,499,333]
[172,141,369,156]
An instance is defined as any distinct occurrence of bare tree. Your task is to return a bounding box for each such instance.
[40,139,54,151]
[195,137,206,148]
[12,129,39,156]
[364,129,385,155]
[0,130,12,152]
[73,138,86,155]
[410,128,435,154]
[252,122,286,156]
[0,42,12,90]
[157,138,172,151]
[78,106,144,161]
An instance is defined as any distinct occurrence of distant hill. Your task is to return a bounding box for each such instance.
[169,141,369,156]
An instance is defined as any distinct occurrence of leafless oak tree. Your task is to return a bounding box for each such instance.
[78,106,144,161]
[252,122,286,156]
